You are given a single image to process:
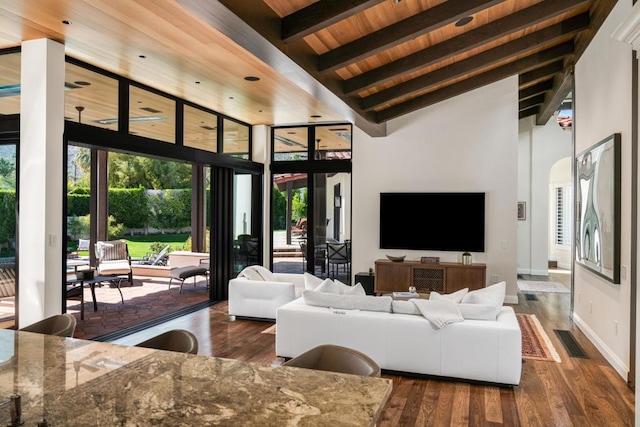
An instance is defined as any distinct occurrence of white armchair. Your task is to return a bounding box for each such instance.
[228,266,305,320]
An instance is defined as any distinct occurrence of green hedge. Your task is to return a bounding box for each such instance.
[108,188,149,228]
[0,190,16,246]
[68,194,90,216]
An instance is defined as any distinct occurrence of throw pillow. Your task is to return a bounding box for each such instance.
[304,272,324,290]
[458,303,500,320]
[251,265,278,282]
[429,288,469,303]
[334,279,353,294]
[461,281,506,309]
[345,282,366,296]
[314,278,341,294]
[237,266,264,281]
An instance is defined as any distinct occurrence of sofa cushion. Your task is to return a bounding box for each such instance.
[393,300,499,320]
[429,288,468,303]
[304,272,324,290]
[392,300,421,315]
[461,282,506,309]
[302,290,392,312]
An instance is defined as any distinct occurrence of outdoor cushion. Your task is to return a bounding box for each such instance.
[98,260,131,275]
[170,266,209,280]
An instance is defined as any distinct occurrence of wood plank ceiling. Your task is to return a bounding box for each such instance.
[218,0,616,126]
[0,0,618,137]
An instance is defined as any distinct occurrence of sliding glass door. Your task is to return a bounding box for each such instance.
[0,143,16,329]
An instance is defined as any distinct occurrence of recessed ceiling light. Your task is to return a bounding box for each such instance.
[74,81,91,86]
[287,132,296,135]
[62,20,71,25]
[455,16,473,27]
[229,96,234,99]
[195,81,201,84]
[139,55,146,59]
[244,76,260,82]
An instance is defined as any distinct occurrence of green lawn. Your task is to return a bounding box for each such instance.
[73,233,190,259]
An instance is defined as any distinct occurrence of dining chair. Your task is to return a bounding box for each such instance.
[283,344,380,377]
[20,313,77,337]
[136,329,199,354]
[327,242,350,279]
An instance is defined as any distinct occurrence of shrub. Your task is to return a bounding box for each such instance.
[0,190,16,247]
[149,189,191,231]
[108,188,148,228]
[68,193,90,216]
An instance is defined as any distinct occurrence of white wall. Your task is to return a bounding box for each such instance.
[517,115,572,275]
[352,77,519,303]
[548,157,573,268]
[574,0,632,379]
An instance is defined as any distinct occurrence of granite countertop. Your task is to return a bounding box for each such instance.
[0,329,392,426]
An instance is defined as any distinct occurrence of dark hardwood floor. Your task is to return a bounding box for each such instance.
[111,273,635,426]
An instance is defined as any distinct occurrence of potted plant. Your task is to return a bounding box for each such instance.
[462,252,472,265]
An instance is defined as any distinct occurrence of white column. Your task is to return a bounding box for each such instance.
[18,39,65,327]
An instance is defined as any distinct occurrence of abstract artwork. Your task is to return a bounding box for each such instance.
[575,133,620,284]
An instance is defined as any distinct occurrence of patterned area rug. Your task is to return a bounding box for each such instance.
[517,280,570,294]
[517,313,561,362]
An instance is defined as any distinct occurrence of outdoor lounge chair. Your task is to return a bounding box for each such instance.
[138,245,170,266]
[95,240,133,303]
[291,218,307,236]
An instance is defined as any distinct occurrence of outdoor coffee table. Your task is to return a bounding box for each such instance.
[66,275,120,318]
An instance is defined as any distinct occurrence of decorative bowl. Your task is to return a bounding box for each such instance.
[386,255,406,262]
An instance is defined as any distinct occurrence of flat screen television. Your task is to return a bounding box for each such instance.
[379,192,485,252]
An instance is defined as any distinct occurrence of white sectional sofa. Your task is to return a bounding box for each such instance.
[276,286,522,385]
[228,269,305,320]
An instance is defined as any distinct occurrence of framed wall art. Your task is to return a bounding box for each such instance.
[575,133,621,284]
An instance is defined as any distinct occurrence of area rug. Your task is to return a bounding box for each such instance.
[517,280,570,294]
[261,324,277,335]
[517,313,561,362]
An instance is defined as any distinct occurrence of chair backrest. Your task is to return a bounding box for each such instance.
[283,344,380,377]
[136,329,199,354]
[327,242,349,263]
[20,314,77,337]
[95,241,129,262]
[77,239,90,251]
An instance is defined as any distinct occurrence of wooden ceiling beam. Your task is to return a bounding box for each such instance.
[519,61,564,86]
[361,14,588,111]
[519,106,540,119]
[374,41,573,123]
[344,0,589,95]
[519,94,546,111]
[536,65,574,125]
[318,0,504,73]
[519,79,554,100]
[281,0,386,43]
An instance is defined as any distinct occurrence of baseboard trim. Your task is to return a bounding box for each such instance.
[517,268,550,276]
[572,312,628,379]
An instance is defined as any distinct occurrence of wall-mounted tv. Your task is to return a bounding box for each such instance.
[379,192,485,252]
